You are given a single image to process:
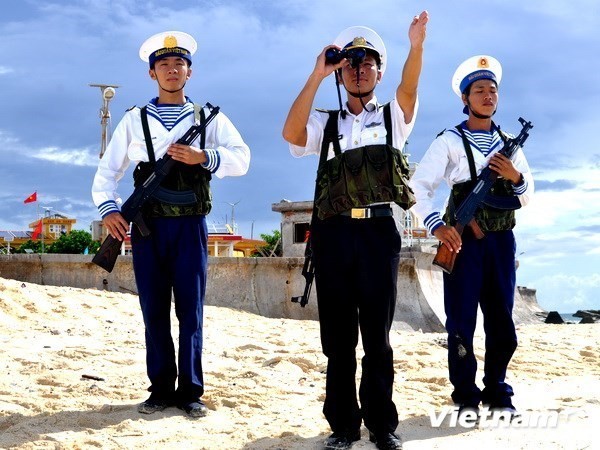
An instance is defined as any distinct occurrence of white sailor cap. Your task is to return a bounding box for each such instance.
[139,31,197,67]
[451,55,502,97]
[334,26,387,75]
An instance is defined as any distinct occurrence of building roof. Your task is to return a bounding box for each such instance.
[207,223,235,234]
[0,231,32,239]
[271,200,313,213]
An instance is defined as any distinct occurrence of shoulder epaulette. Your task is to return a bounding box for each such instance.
[436,128,447,138]
[126,105,137,111]
[315,107,337,113]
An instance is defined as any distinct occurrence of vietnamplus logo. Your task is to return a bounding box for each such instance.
[429,406,584,429]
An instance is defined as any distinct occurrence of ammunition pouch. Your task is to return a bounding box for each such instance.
[444,179,516,232]
[315,144,415,220]
[133,161,212,217]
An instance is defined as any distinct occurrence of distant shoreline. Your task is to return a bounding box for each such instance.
[559,313,581,323]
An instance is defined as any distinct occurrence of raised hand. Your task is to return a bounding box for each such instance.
[408,10,429,48]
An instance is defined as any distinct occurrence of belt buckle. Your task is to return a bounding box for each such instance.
[351,208,370,219]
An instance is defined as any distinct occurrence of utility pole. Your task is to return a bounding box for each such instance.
[90,84,119,158]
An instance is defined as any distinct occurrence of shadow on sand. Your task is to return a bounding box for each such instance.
[0,403,180,448]
[242,414,474,449]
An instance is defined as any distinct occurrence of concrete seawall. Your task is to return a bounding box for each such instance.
[0,251,544,332]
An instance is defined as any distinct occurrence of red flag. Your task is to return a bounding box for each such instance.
[24,192,37,204]
[32,219,43,239]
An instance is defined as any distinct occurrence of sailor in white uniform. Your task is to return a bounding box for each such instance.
[91,30,250,418]
[409,55,533,418]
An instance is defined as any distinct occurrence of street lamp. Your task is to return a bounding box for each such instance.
[516,251,525,270]
[90,83,119,158]
[225,201,240,233]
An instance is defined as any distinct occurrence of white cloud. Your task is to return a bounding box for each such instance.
[32,147,98,167]
[532,272,600,311]
[0,129,21,147]
[0,130,98,167]
[517,165,600,233]
[0,66,13,75]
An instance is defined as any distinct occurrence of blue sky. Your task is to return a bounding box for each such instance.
[0,0,598,312]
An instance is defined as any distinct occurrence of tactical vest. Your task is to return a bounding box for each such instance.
[133,104,212,217]
[442,123,517,232]
[314,103,416,220]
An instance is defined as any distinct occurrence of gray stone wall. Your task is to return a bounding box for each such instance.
[0,252,544,332]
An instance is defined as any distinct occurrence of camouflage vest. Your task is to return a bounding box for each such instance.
[442,123,516,232]
[314,103,416,220]
[133,103,212,218]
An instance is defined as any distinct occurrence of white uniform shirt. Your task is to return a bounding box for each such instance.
[92,101,250,218]
[289,96,417,159]
[409,125,534,234]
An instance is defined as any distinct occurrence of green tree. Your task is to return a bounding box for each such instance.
[15,240,43,254]
[253,230,282,257]
[48,229,99,254]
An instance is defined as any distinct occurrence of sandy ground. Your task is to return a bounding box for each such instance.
[0,276,598,450]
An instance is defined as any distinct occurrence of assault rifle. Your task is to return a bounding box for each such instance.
[92,103,220,273]
[291,111,339,307]
[432,117,533,274]
[291,228,315,307]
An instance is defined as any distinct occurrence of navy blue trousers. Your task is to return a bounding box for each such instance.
[443,230,518,406]
[131,215,208,402]
[311,215,400,435]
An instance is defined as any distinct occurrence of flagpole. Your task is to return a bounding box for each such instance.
[37,200,45,254]
[38,201,43,254]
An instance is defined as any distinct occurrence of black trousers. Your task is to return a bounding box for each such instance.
[311,214,401,434]
[443,230,518,406]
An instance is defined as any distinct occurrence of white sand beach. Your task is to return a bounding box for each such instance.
[0,276,598,449]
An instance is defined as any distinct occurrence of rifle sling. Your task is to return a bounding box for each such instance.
[321,110,342,161]
[382,102,393,146]
[311,110,342,223]
[455,125,478,182]
[194,104,207,149]
[140,106,155,164]
[449,125,477,221]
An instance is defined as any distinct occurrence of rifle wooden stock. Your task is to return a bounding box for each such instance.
[432,242,456,274]
[432,219,484,274]
[92,211,148,272]
[91,234,124,272]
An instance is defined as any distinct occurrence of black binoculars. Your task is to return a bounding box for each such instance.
[325,47,367,67]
